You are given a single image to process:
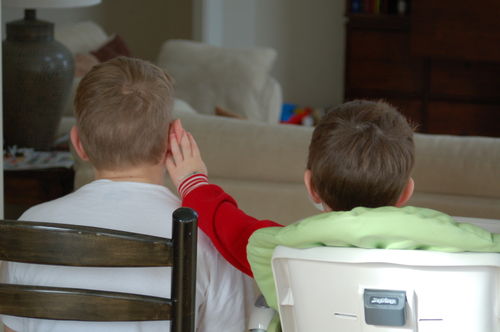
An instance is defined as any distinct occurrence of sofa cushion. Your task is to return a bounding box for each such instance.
[157,40,280,123]
[408,133,500,219]
[412,134,500,198]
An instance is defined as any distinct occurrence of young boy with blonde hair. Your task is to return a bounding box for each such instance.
[166,99,500,321]
[1,57,252,332]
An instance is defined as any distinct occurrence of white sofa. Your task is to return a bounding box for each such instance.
[72,110,500,224]
[58,21,500,224]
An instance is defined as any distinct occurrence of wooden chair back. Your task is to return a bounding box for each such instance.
[0,207,197,332]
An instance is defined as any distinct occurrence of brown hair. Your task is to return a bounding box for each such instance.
[307,100,415,211]
[74,57,174,170]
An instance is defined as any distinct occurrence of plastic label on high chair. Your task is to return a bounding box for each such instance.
[364,289,406,326]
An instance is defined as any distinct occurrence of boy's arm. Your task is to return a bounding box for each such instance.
[181,175,281,276]
[166,121,282,276]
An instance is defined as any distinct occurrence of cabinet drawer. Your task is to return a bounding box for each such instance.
[427,102,500,137]
[385,99,423,128]
[347,59,424,94]
[348,30,411,61]
[430,60,500,101]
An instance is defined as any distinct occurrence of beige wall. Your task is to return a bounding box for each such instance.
[99,0,193,61]
[205,0,345,108]
[256,0,345,108]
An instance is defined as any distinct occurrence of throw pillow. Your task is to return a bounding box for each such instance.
[157,40,277,122]
[91,34,132,62]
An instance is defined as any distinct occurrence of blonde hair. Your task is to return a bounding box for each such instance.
[74,57,174,170]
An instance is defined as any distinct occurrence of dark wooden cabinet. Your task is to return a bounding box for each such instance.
[4,167,75,219]
[344,0,500,137]
[410,0,500,63]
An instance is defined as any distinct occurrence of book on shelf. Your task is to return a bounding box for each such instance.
[349,0,409,15]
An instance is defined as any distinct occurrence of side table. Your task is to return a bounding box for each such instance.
[4,167,75,219]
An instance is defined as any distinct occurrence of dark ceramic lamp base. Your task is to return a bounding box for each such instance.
[3,9,74,150]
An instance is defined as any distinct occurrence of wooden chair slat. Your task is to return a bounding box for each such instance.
[0,284,172,321]
[0,220,173,267]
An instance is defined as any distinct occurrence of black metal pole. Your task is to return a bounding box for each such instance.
[171,207,198,332]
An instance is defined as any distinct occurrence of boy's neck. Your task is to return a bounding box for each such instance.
[95,163,166,186]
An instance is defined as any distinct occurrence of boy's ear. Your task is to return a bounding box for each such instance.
[70,126,89,161]
[395,177,414,207]
[304,169,322,204]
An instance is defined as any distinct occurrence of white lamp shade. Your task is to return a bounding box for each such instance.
[3,0,101,8]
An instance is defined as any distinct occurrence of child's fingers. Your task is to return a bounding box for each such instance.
[179,130,192,157]
[177,120,187,141]
[187,132,201,157]
[170,119,185,142]
[169,132,183,162]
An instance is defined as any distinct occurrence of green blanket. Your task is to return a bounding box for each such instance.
[247,206,500,331]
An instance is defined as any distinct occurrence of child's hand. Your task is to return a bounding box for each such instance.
[166,120,207,190]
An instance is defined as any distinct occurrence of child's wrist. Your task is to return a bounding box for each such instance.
[178,173,209,199]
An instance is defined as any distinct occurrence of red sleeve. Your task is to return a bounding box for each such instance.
[183,184,283,276]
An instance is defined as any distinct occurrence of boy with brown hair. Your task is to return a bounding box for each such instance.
[166,99,500,316]
[167,100,415,275]
[1,57,252,332]
[304,99,415,211]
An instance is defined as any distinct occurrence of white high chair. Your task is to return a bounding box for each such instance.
[272,246,500,332]
[249,217,500,332]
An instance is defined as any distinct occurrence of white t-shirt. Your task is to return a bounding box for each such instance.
[1,179,254,332]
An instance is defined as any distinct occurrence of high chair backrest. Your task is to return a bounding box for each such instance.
[0,207,198,332]
[270,216,500,332]
[271,245,500,332]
